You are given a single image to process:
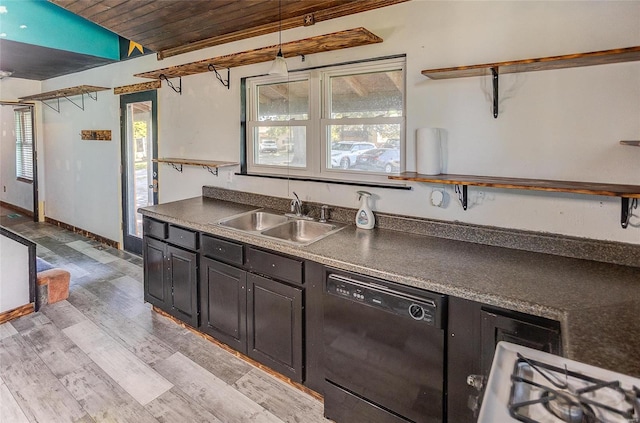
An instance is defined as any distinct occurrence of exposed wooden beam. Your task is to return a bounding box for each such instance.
[135,28,383,80]
[343,75,369,97]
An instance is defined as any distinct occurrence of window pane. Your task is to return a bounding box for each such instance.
[254,126,306,168]
[327,124,401,173]
[330,70,403,118]
[257,80,309,121]
[15,109,34,180]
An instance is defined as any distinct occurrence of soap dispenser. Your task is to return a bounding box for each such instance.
[356,191,375,229]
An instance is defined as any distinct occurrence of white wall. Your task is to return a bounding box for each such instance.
[0,78,42,213]
[10,1,640,245]
[0,234,31,312]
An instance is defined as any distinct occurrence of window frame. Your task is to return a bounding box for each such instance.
[244,57,406,184]
[15,107,34,182]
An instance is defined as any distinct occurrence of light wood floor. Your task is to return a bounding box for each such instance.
[0,217,327,423]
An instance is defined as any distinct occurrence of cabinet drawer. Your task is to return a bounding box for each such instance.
[168,225,198,250]
[246,247,303,285]
[143,218,167,240]
[201,234,243,266]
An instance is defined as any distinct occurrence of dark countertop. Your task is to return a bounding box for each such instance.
[140,196,640,377]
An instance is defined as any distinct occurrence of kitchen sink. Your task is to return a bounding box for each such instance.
[260,220,341,245]
[218,211,289,231]
[218,209,345,245]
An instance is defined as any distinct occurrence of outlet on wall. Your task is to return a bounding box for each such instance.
[3,186,6,192]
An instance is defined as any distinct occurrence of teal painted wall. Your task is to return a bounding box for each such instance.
[0,0,119,60]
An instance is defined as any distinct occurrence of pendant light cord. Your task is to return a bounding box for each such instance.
[278,0,282,55]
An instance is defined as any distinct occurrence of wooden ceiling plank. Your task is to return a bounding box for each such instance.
[93,1,165,35]
[343,76,369,97]
[79,0,132,20]
[107,0,218,35]
[156,0,407,58]
[130,1,303,49]
[134,28,382,80]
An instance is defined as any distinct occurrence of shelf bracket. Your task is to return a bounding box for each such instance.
[621,197,638,229]
[166,162,183,173]
[491,67,499,118]
[159,74,182,95]
[203,165,219,176]
[207,64,230,89]
[455,184,468,210]
[41,98,61,113]
[63,93,85,111]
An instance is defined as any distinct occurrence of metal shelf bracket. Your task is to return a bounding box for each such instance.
[621,197,638,229]
[491,67,499,118]
[455,184,468,210]
[166,162,183,172]
[159,74,182,94]
[42,98,61,113]
[203,165,219,176]
[207,64,230,89]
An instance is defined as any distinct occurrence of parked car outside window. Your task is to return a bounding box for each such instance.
[354,148,400,173]
[259,139,278,153]
[330,141,376,169]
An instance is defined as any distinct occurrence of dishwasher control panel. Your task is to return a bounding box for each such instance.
[326,273,444,328]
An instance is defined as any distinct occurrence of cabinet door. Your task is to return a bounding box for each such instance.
[167,245,198,327]
[199,257,247,354]
[247,273,303,382]
[143,237,169,310]
[481,309,561,376]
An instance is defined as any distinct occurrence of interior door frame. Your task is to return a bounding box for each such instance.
[0,102,38,222]
[120,90,158,254]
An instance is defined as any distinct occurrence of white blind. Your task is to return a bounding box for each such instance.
[15,108,33,180]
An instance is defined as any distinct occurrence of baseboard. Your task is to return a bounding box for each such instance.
[0,201,34,217]
[44,217,119,249]
[0,303,34,324]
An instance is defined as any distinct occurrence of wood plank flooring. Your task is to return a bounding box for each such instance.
[0,217,327,423]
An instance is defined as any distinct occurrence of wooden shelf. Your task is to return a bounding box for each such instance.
[620,141,640,147]
[389,172,640,228]
[19,85,110,113]
[389,172,640,198]
[19,85,110,101]
[421,46,640,79]
[134,27,382,80]
[154,158,238,176]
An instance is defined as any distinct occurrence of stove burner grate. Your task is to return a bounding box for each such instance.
[507,354,638,423]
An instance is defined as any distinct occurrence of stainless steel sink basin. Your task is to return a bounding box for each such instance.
[218,211,288,232]
[260,220,342,245]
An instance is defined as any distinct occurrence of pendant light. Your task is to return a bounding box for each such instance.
[268,0,288,76]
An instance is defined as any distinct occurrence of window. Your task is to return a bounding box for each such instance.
[15,108,34,181]
[245,58,405,183]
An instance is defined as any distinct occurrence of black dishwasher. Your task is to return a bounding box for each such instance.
[323,270,446,423]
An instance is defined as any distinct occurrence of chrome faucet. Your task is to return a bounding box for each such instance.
[291,192,303,217]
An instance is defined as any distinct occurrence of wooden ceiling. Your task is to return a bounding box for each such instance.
[50,0,408,59]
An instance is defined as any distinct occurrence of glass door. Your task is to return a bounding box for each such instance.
[120,91,157,255]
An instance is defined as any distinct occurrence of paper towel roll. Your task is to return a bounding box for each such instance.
[416,128,442,175]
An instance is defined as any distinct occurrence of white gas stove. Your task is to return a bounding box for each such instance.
[478,342,640,423]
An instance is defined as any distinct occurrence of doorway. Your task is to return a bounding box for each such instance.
[0,102,38,223]
[120,91,158,255]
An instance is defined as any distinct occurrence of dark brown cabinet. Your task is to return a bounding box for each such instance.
[143,218,199,328]
[247,273,303,382]
[199,236,306,383]
[199,256,247,353]
[447,296,561,423]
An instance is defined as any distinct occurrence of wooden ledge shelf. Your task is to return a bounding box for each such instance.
[421,46,640,80]
[389,172,640,228]
[620,141,640,147]
[154,158,238,176]
[420,46,640,118]
[134,27,382,81]
[19,85,110,113]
